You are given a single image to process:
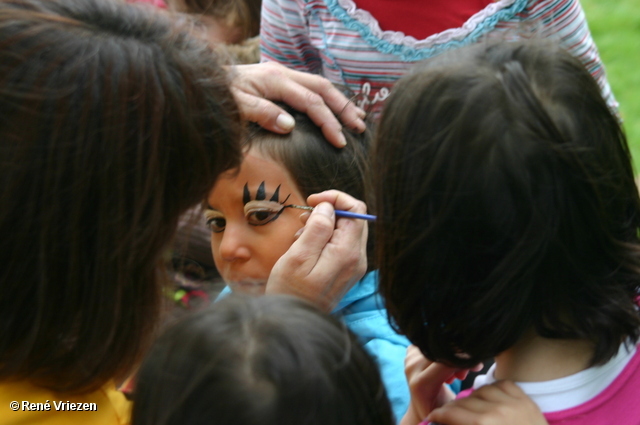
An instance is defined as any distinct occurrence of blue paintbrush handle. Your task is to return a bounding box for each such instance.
[335,210,377,221]
[284,204,376,221]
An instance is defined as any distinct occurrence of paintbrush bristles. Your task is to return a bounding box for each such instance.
[283,204,314,211]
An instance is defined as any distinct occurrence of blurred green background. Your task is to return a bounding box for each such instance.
[582,0,640,173]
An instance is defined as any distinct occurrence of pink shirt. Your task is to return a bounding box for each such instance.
[542,347,640,424]
[453,346,640,425]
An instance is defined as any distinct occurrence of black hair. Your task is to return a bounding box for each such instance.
[374,40,640,368]
[132,294,394,425]
[170,0,262,40]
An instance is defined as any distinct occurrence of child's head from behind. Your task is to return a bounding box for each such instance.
[132,294,394,425]
[206,106,371,294]
[0,0,241,392]
[374,40,640,368]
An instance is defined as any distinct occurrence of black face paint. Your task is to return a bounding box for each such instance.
[256,181,266,201]
[243,183,251,205]
[243,182,289,205]
[270,185,280,202]
[208,183,297,234]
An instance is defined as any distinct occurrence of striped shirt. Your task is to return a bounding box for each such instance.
[260,0,617,117]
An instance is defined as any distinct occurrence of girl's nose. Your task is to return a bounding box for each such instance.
[218,224,251,262]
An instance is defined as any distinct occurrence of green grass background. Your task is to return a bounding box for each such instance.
[581,0,640,173]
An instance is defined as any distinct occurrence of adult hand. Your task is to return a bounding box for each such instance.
[229,62,366,148]
[427,380,548,425]
[266,190,368,312]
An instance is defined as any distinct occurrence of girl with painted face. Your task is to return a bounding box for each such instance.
[205,106,418,422]
[206,106,372,295]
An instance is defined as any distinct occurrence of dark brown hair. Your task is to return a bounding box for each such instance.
[244,105,371,204]
[132,294,394,425]
[171,0,261,40]
[374,40,640,368]
[0,0,241,393]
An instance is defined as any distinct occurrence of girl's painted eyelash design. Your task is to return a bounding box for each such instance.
[244,200,288,226]
[205,182,294,232]
[242,182,291,227]
[243,182,287,205]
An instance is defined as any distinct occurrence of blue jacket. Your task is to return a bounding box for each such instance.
[332,271,411,423]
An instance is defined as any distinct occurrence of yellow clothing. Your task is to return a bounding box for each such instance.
[0,380,131,425]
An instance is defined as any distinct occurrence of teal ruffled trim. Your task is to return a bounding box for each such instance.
[324,0,529,61]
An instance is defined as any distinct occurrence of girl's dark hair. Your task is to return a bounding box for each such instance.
[374,40,640,368]
[132,294,394,425]
[173,0,262,40]
[243,104,376,267]
[0,0,241,393]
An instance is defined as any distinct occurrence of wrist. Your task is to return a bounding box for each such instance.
[400,407,425,425]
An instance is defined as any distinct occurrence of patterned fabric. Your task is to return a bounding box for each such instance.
[260,0,617,117]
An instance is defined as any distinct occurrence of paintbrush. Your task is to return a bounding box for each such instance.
[283,204,376,222]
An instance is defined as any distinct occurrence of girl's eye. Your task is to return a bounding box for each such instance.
[243,200,286,226]
[246,209,281,226]
[205,217,226,233]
